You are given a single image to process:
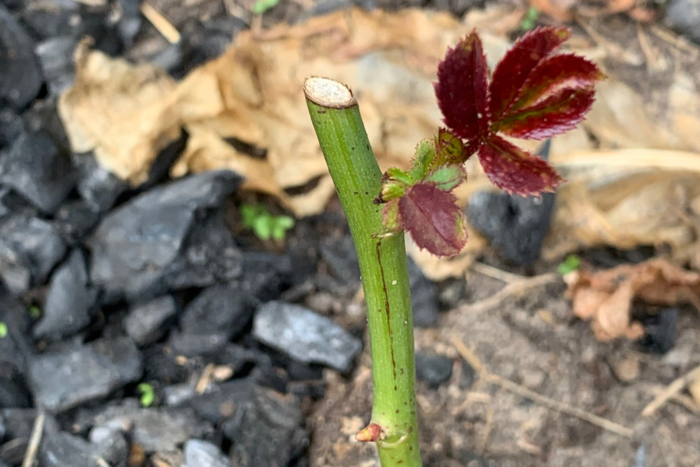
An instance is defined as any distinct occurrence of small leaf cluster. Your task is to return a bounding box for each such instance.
[241,203,295,242]
[375,26,604,258]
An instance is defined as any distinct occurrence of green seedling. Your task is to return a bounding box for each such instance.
[137,383,155,407]
[0,322,7,338]
[28,305,41,319]
[557,254,582,275]
[252,0,280,15]
[520,7,540,31]
[304,26,602,467]
[241,203,295,241]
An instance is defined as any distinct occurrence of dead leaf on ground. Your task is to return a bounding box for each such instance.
[565,259,700,341]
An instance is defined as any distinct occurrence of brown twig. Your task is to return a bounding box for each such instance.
[451,337,635,438]
[196,363,215,394]
[22,410,45,467]
[460,273,560,314]
[642,364,700,417]
[141,3,181,44]
[469,262,525,283]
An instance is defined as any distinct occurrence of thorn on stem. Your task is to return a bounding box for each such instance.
[355,422,383,442]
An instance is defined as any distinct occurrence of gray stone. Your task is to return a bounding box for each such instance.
[29,337,143,412]
[34,36,75,96]
[253,301,362,372]
[88,170,242,301]
[184,439,227,467]
[415,351,453,389]
[72,152,128,213]
[95,401,203,453]
[0,131,75,214]
[34,250,98,340]
[168,331,228,358]
[408,258,439,327]
[228,386,308,467]
[52,200,101,245]
[666,0,700,44]
[40,431,104,467]
[0,413,4,442]
[0,214,67,295]
[89,426,129,467]
[0,4,43,110]
[180,284,255,340]
[124,296,178,346]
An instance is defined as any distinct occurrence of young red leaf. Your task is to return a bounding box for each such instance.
[399,183,467,257]
[478,135,563,195]
[488,27,570,120]
[506,54,604,113]
[496,88,596,140]
[435,32,489,142]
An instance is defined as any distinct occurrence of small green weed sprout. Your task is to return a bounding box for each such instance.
[0,322,7,338]
[252,0,280,15]
[241,203,295,241]
[557,254,582,275]
[137,383,156,407]
[28,305,41,319]
[520,7,540,31]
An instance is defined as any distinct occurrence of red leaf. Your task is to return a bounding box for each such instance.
[488,27,570,121]
[399,183,467,257]
[505,54,604,114]
[478,134,563,195]
[435,32,489,142]
[496,88,596,140]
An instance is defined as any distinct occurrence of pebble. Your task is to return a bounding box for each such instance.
[415,351,453,389]
[124,296,179,346]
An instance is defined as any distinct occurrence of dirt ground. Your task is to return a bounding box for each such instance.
[308,256,700,466]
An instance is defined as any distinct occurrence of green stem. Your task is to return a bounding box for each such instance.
[304,77,422,467]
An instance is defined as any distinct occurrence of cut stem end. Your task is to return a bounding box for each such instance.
[304,77,357,109]
[356,422,384,442]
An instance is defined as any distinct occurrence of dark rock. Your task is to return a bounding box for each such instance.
[0,109,24,149]
[459,360,477,390]
[168,331,228,358]
[180,284,255,340]
[89,426,129,467]
[76,13,123,57]
[163,384,196,407]
[0,437,26,465]
[72,152,128,213]
[638,307,679,354]
[34,249,98,341]
[237,251,293,301]
[185,379,254,425]
[20,0,78,40]
[0,4,43,110]
[432,0,485,16]
[408,258,439,327]
[140,344,188,385]
[116,0,142,48]
[40,430,104,467]
[52,200,101,244]
[319,232,360,287]
[467,140,554,267]
[227,386,308,467]
[213,344,259,376]
[93,400,206,453]
[0,286,33,373]
[161,213,243,293]
[0,130,75,214]
[287,380,327,399]
[0,409,36,440]
[0,413,4,442]
[415,351,453,389]
[34,36,75,95]
[253,301,362,372]
[184,439,227,467]
[21,97,71,153]
[666,0,700,45]
[29,337,143,412]
[0,365,32,408]
[88,170,243,302]
[124,296,179,346]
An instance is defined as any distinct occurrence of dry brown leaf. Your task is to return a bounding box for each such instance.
[566,259,700,341]
[689,375,700,407]
[527,0,575,21]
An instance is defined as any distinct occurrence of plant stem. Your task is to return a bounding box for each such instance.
[304,77,422,467]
